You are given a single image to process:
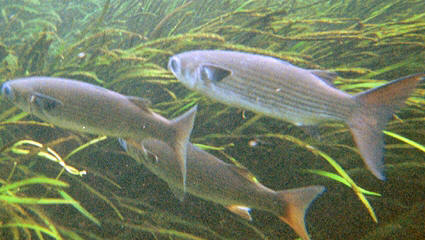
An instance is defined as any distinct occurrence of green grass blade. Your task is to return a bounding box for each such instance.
[265,133,379,222]
[384,130,425,153]
[304,169,381,196]
[58,190,101,226]
[77,179,124,220]
[63,136,108,161]
[0,195,75,204]
[0,177,69,193]
[0,222,61,239]
[313,148,379,223]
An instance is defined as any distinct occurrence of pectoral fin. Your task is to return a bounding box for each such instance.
[200,65,231,82]
[31,92,63,113]
[226,205,252,221]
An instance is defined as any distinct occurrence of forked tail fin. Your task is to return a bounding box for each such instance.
[168,105,198,192]
[277,185,325,240]
[349,73,424,180]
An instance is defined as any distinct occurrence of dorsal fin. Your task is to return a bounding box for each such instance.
[228,165,259,184]
[310,70,338,86]
[126,96,152,113]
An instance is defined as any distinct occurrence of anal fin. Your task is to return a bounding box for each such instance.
[226,205,252,221]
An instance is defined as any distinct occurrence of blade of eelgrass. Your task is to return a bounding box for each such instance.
[57,227,85,240]
[104,219,208,240]
[194,143,232,151]
[3,112,28,122]
[309,147,379,223]
[9,139,87,176]
[0,195,75,204]
[116,200,228,240]
[265,133,379,222]
[0,120,54,128]
[0,222,62,240]
[75,178,124,220]
[384,130,425,153]
[27,204,62,240]
[304,169,381,196]
[63,136,108,161]
[0,177,69,193]
[58,190,101,226]
[232,114,263,134]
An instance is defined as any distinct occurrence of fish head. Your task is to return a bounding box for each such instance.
[168,51,232,93]
[1,81,16,102]
[0,78,64,120]
[1,79,33,113]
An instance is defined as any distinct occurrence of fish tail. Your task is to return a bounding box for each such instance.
[349,72,425,180]
[169,105,198,192]
[276,185,325,240]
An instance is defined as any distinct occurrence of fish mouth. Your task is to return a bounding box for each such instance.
[0,82,15,102]
[168,56,197,89]
[168,56,181,77]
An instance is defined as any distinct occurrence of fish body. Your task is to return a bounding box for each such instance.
[169,50,425,180]
[0,76,197,189]
[120,138,325,240]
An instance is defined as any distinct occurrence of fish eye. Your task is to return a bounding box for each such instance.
[0,83,15,102]
[168,57,180,75]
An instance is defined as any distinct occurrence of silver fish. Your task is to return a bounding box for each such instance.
[169,50,425,180]
[119,138,325,240]
[0,76,197,190]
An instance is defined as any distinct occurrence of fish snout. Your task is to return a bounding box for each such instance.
[169,56,198,89]
[168,56,181,77]
[0,82,15,102]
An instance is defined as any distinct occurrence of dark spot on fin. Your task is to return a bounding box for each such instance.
[169,184,185,201]
[228,165,259,184]
[226,205,252,221]
[32,92,63,112]
[200,65,231,82]
[126,96,152,113]
[310,70,338,86]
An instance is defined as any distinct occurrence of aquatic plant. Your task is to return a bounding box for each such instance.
[0,0,424,239]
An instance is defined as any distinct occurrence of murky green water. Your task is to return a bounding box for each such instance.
[0,0,424,239]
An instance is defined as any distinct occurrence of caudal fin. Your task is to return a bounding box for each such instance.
[277,185,325,240]
[349,73,424,180]
[169,105,198,192]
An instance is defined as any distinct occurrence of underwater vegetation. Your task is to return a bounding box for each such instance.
[0,0,424,239]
